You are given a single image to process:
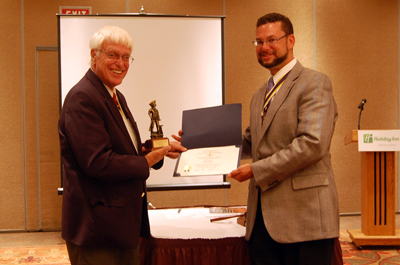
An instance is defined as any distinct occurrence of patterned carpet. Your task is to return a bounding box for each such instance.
[1,224,400,264]
[340,230,400,264]
[0,232,69,265]
[0,245,69,264]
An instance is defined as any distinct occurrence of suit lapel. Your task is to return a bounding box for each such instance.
[117,91,143,155]
[255,62,303,150]
[86,70,140,155]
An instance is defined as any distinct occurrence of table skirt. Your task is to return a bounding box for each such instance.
[140,236,251,265]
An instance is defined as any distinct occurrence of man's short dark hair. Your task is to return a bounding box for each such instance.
[257,13,294,35]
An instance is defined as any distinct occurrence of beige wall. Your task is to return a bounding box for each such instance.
[0,0,25,231]
[316,0,399,212]
[0,0,398,231]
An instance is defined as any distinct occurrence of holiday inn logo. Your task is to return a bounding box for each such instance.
[363,134,373,143]
[358,130,400,152]
[363,134,400,143]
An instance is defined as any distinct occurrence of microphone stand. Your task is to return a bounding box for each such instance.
[358,100,366,130]
[358,106,363,130]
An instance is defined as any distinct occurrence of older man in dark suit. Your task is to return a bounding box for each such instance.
[58,26,185,265]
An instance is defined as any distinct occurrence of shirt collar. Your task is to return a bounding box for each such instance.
[90,68,116,98]
[105,84,116,99]
[271,58,297,85]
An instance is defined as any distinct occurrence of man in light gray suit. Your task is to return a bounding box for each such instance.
[228,13,339,264]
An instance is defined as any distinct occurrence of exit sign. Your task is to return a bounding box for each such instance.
[60,6,91,15]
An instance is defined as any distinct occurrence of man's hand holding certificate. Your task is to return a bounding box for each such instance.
[174,104,242,177]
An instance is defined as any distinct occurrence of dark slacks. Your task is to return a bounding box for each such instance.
[66,241,141,265]
[248,197,334,265]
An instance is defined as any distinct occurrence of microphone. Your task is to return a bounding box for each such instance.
[358,99,367,130]
[358,99,367,110]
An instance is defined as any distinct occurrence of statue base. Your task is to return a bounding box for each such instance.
[144,137,170,151]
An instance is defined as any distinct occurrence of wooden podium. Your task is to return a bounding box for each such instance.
[345,130,400,247]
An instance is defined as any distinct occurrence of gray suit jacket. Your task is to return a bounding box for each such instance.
[243,61,339,243]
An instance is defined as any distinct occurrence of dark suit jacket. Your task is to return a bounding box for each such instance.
[58,69,153,249]
[243,61,340,243]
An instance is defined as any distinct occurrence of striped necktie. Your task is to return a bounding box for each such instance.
[261,71,291,124]
[265,77,274,107]
[113,92,122,112]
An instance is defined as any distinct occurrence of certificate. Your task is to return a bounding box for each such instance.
[174,146,240,176]
[174,104,242,177]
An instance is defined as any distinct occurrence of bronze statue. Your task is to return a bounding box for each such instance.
[148,100,163,138]
[144,100,169,151]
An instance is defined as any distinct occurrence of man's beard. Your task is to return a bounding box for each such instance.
[258,50,288,69]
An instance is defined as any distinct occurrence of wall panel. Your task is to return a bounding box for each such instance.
[0,0,25,230]
[37,49,61,230]
[129,0,223,16]
[316,0,398,212]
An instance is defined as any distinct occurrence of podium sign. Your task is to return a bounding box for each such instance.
[358,130,400,151]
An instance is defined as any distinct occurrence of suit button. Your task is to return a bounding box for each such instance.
[141,192,145,197]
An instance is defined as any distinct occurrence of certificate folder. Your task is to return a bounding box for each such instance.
[174,104,242,177]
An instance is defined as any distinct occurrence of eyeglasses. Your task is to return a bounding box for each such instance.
[99,50,134,64]
[252,35,288,47]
